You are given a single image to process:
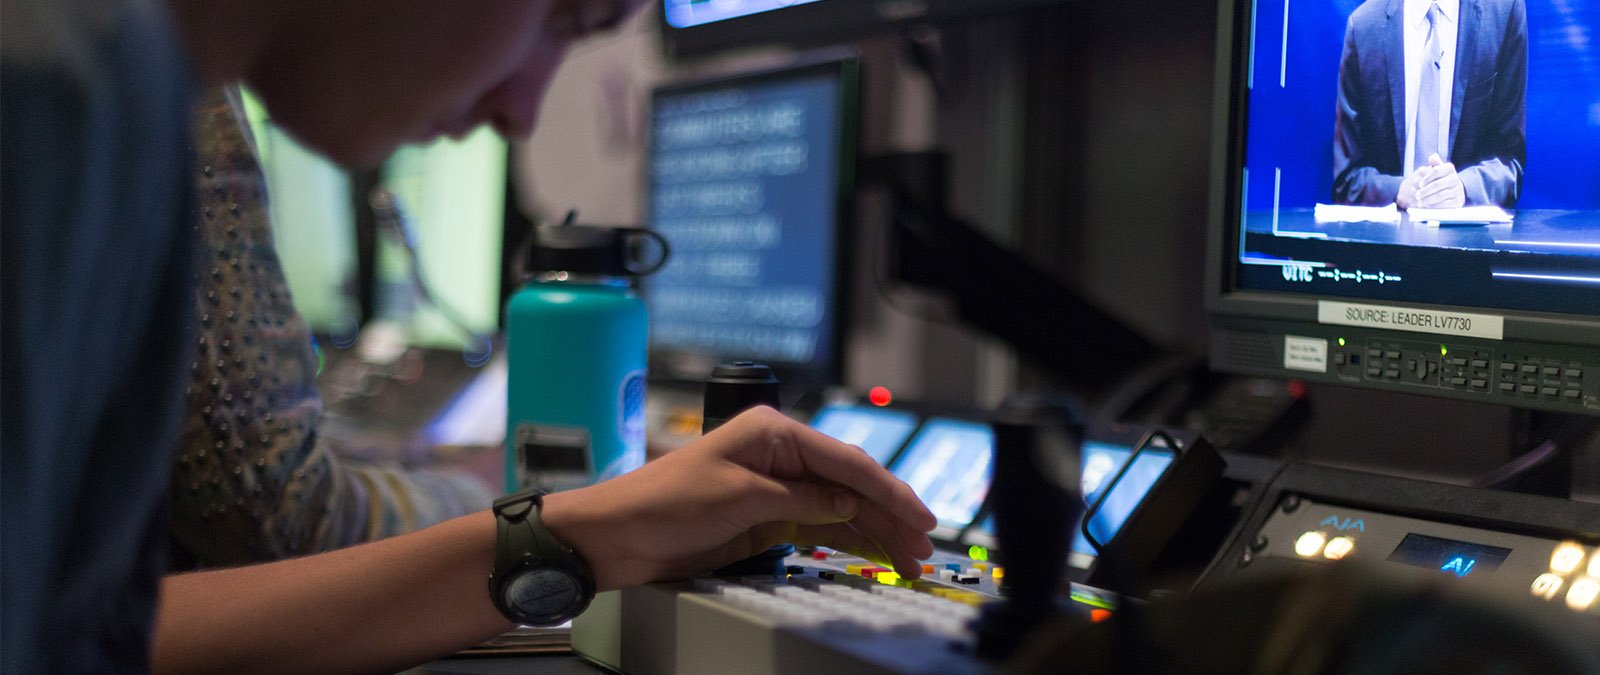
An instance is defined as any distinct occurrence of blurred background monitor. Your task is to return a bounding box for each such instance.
[243,93,364,346]
[644,56,859,391]
[372,130,509,355]
[809,404,921,465]
[888,417,994,539]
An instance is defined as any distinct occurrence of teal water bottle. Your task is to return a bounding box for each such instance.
[504,218,668,493]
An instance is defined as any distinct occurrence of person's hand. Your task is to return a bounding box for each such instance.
[1396,164,1431,210]
[1413,154,1466,208]
[540,407,937,591]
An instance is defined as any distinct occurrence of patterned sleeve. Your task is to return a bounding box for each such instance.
[167,87,492,569]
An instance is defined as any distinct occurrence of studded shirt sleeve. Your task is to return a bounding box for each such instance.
[168,88,490,568]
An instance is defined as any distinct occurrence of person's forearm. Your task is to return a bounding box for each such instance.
[152,511,511,675]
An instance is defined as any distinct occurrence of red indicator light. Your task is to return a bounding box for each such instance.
[868,386,893,407]
[1090,609,1113,623]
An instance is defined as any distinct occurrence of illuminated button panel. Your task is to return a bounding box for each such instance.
[1246,498,1600,615]
[1530,541,1600,612]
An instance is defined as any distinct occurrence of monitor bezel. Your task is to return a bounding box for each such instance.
[1204,0,1600,348]
[657,0,1069,58]
[643,53,861,392]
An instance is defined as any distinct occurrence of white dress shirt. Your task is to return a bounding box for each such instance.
[1403,0,1459,174]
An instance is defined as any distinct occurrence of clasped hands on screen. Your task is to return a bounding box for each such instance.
[1397,153,1467,210]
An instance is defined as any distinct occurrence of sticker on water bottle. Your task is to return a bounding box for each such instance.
[612,370,647,477]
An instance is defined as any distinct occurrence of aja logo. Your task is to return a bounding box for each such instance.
[1319,515,1367,532]
[1441,556,1478,577]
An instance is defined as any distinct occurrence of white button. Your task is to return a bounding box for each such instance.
[1589,550,1600,579]
[1294,531,1328,558]
[1531,573,1565,601]
[1566,577,1599,611]
[1552,542,1586,575]
[1322,536,1355,561]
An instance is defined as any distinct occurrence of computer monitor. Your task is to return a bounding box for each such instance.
[372,130,509,355]
[889,417,994,539]
[244,93,364,344]
[1207,0,1600,415]
[644,57,859,390]
[809,404,921,465]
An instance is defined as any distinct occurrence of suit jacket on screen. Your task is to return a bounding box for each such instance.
[1333,0,1527,207]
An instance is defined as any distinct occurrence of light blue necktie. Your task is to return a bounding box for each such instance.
[1414,3,1444,172]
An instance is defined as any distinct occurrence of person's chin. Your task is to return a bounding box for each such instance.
[299,130,399,169]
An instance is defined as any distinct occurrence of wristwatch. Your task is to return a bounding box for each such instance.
[488,488,596,626]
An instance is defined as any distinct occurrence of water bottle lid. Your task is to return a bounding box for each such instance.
[523,213,669,278]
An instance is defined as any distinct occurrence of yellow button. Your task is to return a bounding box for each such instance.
[973,563,989,572]
[876,571,901,586]
[1552,542,1586,575]
[1322,536,1355,561]
[1565,577,1599,611]
[992,566,1006,580]
[1531,573,1565,601]
[1294,531,1328,558]
[846,564,868,576]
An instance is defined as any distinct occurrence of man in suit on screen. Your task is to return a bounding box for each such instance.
[1333,0,1527,209]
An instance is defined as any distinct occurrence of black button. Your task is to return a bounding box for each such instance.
[1564,369,1582,379]
[1471,379,1487,389]
[1519,384,1537,394]
[1500,362,1516,371]
[1499,382,1516,392]
[1450,377,1467,386]
[1541,387,1559,397]
[1521,364,1539,373]
[1384,369,1400,379]
[1543,366,1561,377]
[1564,390,1581,399]
[1471,359,1488,369]
[1385,350,1402,360]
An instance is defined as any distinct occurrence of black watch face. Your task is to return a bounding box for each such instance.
[504,567,582,625]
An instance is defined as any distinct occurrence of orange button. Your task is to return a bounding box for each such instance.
[1090,609,1113,623]
[921,564,935,575]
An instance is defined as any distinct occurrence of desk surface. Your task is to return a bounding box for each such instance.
[1245,209,1600,256]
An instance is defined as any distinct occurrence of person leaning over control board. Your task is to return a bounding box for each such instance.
[169,86,497,570]
[0,0,937,673]
[1332,0,1527,209]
